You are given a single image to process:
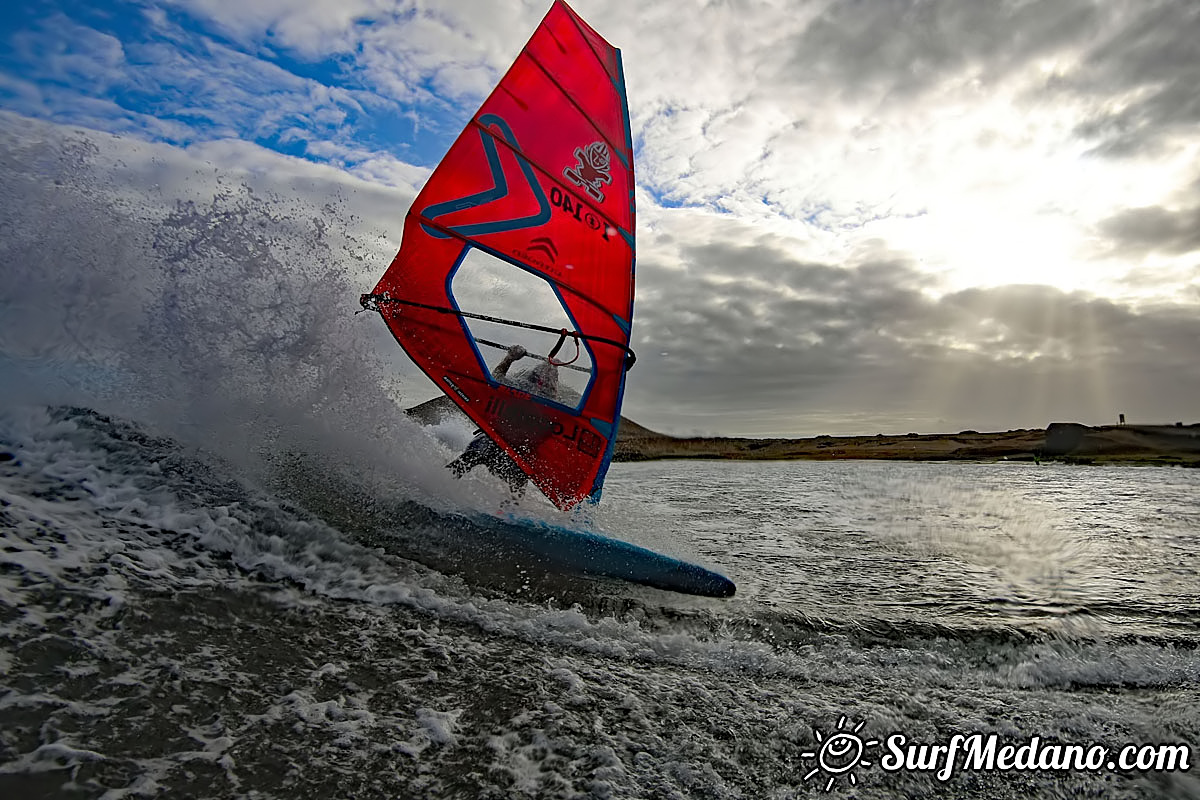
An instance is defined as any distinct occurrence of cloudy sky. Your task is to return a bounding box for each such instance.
[2,0,1198,436]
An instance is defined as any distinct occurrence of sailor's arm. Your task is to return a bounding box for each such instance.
[492,344,527,379]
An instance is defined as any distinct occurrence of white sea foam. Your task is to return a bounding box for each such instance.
[4,406,1197,799]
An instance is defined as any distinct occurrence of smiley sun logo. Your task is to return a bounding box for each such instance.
[801,715,879,792]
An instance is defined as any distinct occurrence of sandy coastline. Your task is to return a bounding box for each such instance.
[406,396,1200,467]
[613,421,1200,466]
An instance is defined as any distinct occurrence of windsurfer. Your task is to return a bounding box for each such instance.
[446,344,560,501]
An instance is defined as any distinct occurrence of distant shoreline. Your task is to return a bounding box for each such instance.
[613,422,1200,467]
[405,396,1200,467]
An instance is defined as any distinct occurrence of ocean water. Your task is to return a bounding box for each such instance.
[2,114,1199,798]
[2,406,1198,799]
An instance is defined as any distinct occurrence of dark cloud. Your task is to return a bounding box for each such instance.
[1097,204,1200,256]
[779,0,1098,100]
[624,240,1200,435]
[771,0,1197,161]
[1062,1,1200,156]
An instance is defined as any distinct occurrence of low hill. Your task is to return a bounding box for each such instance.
[405,396,1199,466]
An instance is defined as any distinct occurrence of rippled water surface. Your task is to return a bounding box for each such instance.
[603,459,1200,640]
[3,407,1199,799]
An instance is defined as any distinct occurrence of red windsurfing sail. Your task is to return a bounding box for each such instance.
[362,1,636,510]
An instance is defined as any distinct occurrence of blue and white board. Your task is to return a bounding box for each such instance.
[468,511,736,598]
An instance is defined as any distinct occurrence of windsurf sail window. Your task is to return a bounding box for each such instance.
[450,247,594,408]
[361,0,635,510]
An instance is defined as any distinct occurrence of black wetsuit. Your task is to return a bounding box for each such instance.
[445,350,553,497]
[446,431,527,496]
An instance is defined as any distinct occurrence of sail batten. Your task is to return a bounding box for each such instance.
[524,46,625,165]
[442,115,630,258]
[366,0,635,510]
[405,212,629,327]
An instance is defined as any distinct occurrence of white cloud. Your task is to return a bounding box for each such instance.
[607,0,1200,304]
[11,14,128,91]
[163,0,392,57]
